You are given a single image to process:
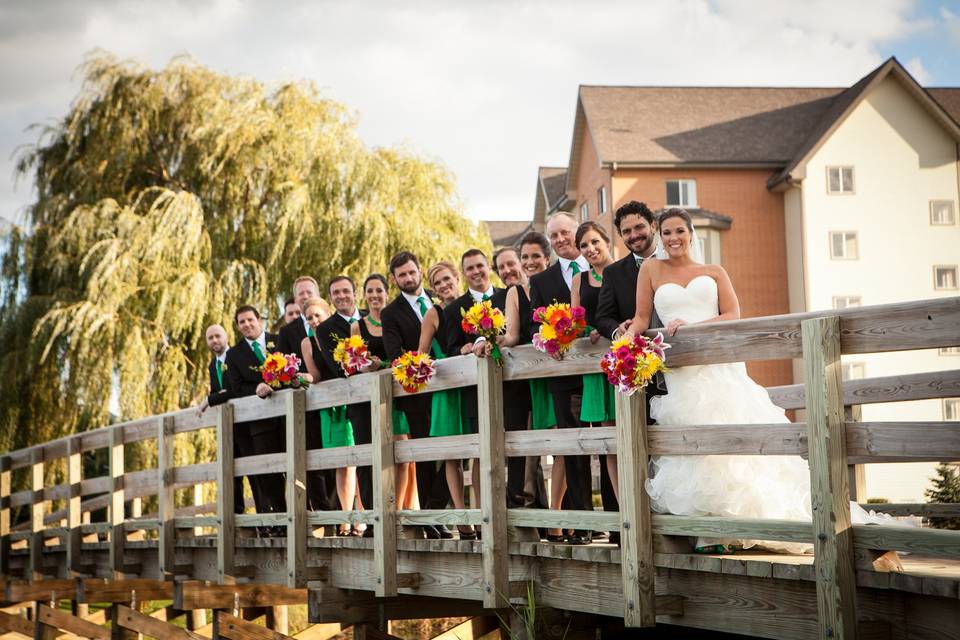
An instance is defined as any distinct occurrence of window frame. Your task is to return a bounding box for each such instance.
[832,295,862,309]
[826,166,855,195]
[933,265,959,291]
[579,201,589,222]
[939,346,960,356]
[944,398,960,422]
[597,186,607,215]
[930,200,957,226]
[841,362,866,381]
[829,230,859,260]
[665,179,698,207]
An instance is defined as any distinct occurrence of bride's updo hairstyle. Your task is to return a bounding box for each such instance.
[574,220,611,247]
[658,207,693,231]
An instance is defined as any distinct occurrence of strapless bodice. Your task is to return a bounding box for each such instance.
[653,275,718,326]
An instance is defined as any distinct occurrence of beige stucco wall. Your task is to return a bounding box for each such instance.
[800,74,960,501]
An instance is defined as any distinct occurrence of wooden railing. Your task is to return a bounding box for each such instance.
[1,297,959,639]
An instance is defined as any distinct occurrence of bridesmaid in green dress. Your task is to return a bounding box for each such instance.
[300,297,359,536]
[417,261,476,539]
[570,221,620,503]
[351,274,418,512]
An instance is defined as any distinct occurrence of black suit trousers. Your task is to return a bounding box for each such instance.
[347,403,373,510]
[250,418,287,514]
[403,402,451,510]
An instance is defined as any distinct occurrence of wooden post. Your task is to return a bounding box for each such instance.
[285,389,307,587]
[66,438,82,575]
[0,455,11,577]
[844,405,866,502]
[216,403,236,584]
[802,316,858,640]
[158,415,176,577]
[30,449,44,580]
[191,483,204,537]
[370,373,397,597]
[476,357,508,609]
[108,428,125,579]
[615,389,655,627]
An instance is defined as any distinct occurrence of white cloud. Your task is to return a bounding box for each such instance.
[904,56,931,84]
[943,6,960,45]
[0,0,939,225]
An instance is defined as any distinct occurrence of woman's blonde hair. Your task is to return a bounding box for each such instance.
[427,260,459,288]
[302,297,332,320]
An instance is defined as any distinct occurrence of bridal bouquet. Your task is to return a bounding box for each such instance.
[461,300,507,364]
[392,351,436,393]
[333,334,372,376]
[600,332,669,395]
[531,303,587,356]
[258,352,309,389]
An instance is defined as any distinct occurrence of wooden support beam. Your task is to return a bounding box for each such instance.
[215,611,295,640]
[115,604,203,640]
[0,610,33,637]
[108,428,125,579]
[476,357,507,609]
[370,373,397,597]
[0,456,10,578]
[174,581,306,610]
[615,389,655,627]
[285,390,307,588]
[158,415,177,577]
[77,578,173,603]
[65,440,82,577]
[803,316,858,640]
[6,580,76,603]
[216,403,236,584]
[844,406,866,502]
[36,604,109,640]
[29,450,44,581]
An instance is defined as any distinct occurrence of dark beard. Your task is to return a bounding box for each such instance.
[398,281,421,295]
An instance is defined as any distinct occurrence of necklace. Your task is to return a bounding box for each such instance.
[368,316,382,328]
[590,268,602,282]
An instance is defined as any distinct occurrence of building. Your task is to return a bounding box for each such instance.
[540,57,960,501]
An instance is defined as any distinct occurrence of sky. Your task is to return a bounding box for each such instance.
[1,0,959,227]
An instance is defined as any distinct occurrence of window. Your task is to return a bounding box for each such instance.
[930,201,956,226]
[945,399,960,422]
[842,362,866,381]
[939,347,960,356]
[829,231,858,259]
[826,166,855,194]
[934,265,958,290]
[597,187,607,215]
[696,228,722,265]
[579,201,589,222]
[833,296,862,309]
[665,179,697,207]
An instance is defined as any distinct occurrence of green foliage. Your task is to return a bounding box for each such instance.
[925,463,960,530]
[0,52,490,468]
[865,497,890,504]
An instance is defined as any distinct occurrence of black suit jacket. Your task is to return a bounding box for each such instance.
[315,312,367,380]
[529,261,581,393]
[382,291,433,414]
[223,332,280,435]
[207,356,231,407]
[277,318,309,372]
[595,253,662,338]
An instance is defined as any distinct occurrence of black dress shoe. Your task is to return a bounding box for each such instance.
[362,525,374,538]
[436,526,454,539]
[609,531,621,546]
[423,525,440,539]
[567,530,593,545]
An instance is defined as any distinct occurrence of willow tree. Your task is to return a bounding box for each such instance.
[0,53,490,461]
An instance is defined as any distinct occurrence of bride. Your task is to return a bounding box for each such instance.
[625,207,898,555]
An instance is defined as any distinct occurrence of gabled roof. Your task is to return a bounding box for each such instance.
[482,220,534,248]
[533,166,571,228]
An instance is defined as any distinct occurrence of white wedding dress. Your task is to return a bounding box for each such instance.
[646,275,894,553]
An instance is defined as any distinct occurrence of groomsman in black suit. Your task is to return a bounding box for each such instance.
[277,276,337,512]
[315,276,373,512]
[382,251,452,539]
[528,212,594,544]
[222,306,287,526]
[197,324,245,514]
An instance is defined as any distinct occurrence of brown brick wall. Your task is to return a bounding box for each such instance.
[571,125,614,238]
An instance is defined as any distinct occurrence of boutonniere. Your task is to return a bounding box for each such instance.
[431,296,441,306]
[220,363,228,371]
[266,341,276,350]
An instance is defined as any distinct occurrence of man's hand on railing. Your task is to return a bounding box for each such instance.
[255,382,274,398]
[196,397,210,417]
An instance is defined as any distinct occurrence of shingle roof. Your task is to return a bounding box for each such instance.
[538,167,568,211]
[482,220,534,248]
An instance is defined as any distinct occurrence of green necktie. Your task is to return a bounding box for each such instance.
[251,340,265,364]
[215,361,224,389]
[347,317,357,325]
[482,293,491,301]
[570,261,581,275]
[635,255,643,268]
[417,296,429,318]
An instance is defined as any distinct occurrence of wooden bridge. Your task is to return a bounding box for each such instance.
[1,297,959,639]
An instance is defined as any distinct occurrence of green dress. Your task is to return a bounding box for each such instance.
[579,373,615,423]
[428,328,466,437]
[392,408,411,436]
[319,406,355,448]
[529,379,557,429]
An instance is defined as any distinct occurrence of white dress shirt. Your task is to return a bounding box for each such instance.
[246,332,267,355]
[337,309,361,324]
[468,285,495,303]
[401,289,431,322]
[557,256,589,290]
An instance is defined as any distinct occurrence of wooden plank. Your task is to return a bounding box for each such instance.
[5,581,76,603]
[370,373,397,598]
[506,509,619,531]
[505,426,616,457]
[651,515,811,542]
[858,503,960,518]
[394,435,479,464]
[803,316,858,640]
[0,610,33,637]
[648,423,806,456]
[115,604,202,640]
[158,415,176,577]
[476,357,508,609]
[77,579,174,603]
[36,605,109,640]
[768,368,960,410]
[29,450,44,580]
[215,611,294,640]
[845,422,960,462]
[65,440,82,576]
[845,406,866,503]
[286,390,307,588]
[107,428,124,579]
[0,457,10,578]
[852,523,960,558]
[615,390,654,627]
[216,403,236,584]
[174,582,306,610]
[306,444,372,472]
[395,509,483,527]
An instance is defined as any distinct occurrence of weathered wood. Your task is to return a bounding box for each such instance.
[803,316,858,640]
[768,368,960,410]
[476,357,508,609]
[395,509,483,526]
[215,611,295,640]
[216,403,236,583]
[845,406,866,502]
[65,439,82,576]
[506,509,619,531]
[615,390,654,627]
[77,578,173,603]
[0,609,33,637]
[651,514,812,542]
[115,604,203,640]
[369,373,397,598]
[107,428,125,579]
[505,426,616,457]
[852,523,960,558]
[859,502,960,518]
[5,580,76,602]
[0,457,10,578]
[29,450,44,580]
[394,434,480,464]
[285,390,307,588]
[174,581,306,610]
[158,415,177,577]
[36,604,109,640]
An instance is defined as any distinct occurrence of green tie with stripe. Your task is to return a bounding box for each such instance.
[570,261,581,275]
[251,340,265,364]
[417,296,429,318]
[215,361,224,389]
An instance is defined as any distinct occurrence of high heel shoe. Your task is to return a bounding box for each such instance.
[457,526,478,541]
